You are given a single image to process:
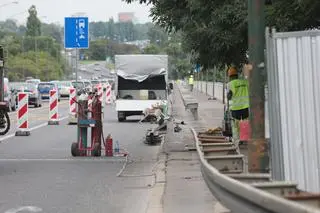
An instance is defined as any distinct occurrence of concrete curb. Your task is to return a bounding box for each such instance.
[145,134,167,213]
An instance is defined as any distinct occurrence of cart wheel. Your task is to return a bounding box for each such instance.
[92,143,101,157]
[71,142,79,157]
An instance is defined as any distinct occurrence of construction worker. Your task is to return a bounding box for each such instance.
[188,74,194,92]
[227,67,249,147]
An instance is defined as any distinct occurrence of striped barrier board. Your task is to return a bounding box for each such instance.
[98,86,103,103]
[88,95,93,111]
[68,88,77,124]
[106,85,112,105]
[48,90,59,125]
[102,86,106,108]
[15,92,30,136]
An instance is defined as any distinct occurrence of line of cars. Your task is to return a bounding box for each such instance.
[3,78,115,111]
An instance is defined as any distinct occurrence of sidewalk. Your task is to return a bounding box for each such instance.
[162,83,230,213]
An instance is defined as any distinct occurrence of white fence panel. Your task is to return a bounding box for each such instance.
[266,29,320,192]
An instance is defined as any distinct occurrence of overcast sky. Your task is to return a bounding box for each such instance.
[0,0,153,25]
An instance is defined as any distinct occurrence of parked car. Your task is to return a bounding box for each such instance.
[71,81,86,94]
[4,78,17,111]
[57,81,73,97]
[10,82,42,107]
[82,80,92,93]
[26,78,41,85]
[38,82,61,101]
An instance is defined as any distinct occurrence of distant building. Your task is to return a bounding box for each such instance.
[118,12,137,23]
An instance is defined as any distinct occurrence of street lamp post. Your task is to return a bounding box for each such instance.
[0,1,18,8]
[247,0,269,173]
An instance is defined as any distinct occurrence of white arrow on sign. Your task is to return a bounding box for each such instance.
[4,206,43,213]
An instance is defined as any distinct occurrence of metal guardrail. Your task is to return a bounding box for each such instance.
[176,84,199,120]
[191,128,320,213]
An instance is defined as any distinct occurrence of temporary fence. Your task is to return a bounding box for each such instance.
[266,28,320,193]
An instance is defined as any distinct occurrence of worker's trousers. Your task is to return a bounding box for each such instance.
[232,119,240,148]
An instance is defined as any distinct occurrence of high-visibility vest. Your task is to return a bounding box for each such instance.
[229,79,249,111]
[188,77,194,85]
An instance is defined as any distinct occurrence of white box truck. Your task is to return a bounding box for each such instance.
[115,54,168,122]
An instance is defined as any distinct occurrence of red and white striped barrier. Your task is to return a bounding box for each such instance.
[106,85,112,104]
[48,90,59,125]
[88,95,93,111]
[15,92,30,136]
[98,86,103,103]
[68,88,77,124]
[69,88,76,115]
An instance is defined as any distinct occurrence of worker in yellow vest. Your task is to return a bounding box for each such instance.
[227,67,249,146]
[188,74,194,92]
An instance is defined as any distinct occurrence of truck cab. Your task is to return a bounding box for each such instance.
[115,54,168,122]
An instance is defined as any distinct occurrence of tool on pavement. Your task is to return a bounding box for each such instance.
[222,99,232,137]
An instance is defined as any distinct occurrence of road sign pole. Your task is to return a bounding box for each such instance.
[248,0,269,173]
[75,48,78,92]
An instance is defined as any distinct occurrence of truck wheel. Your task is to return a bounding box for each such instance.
[118,112,126,122]
[71,142,80,157]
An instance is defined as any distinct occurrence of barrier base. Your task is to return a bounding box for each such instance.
[68,114,77,125]
[48,120,59,125]
[15,130,30,136]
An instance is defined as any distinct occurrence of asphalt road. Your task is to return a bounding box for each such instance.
[78,61,113,80]
[1,98,70,141]
[0,104,160,213]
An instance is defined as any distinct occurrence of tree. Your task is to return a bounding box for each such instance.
[125,0,320,69]
[143,44,161,54]
[26,5,41,37]
[41,23,62,44]
[0,19,18,33]
[147,24,168,47]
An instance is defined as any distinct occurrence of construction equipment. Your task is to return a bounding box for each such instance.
[70,90,127,157]
[222,100,232,137]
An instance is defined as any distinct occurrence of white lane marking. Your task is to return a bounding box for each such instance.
[4,206,42,213]
[0,115,69,142]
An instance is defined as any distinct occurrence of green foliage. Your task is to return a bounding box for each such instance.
[25,5,41,37]
[81,39,140,61]
[89,19,153,42]
[41,23,62,44]
[125,0,320,71]
[147,25,168,47]
[7,51,63,81]
[143,44,162,54]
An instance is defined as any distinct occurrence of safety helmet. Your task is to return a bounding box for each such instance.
[227,67,237,77]
[190,75,193,78]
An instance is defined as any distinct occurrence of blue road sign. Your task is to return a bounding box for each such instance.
[64,17,89,49]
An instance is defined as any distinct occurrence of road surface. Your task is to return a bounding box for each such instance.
[2,98,70,140]
[78,61,113,80]
[0,104,160,213]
